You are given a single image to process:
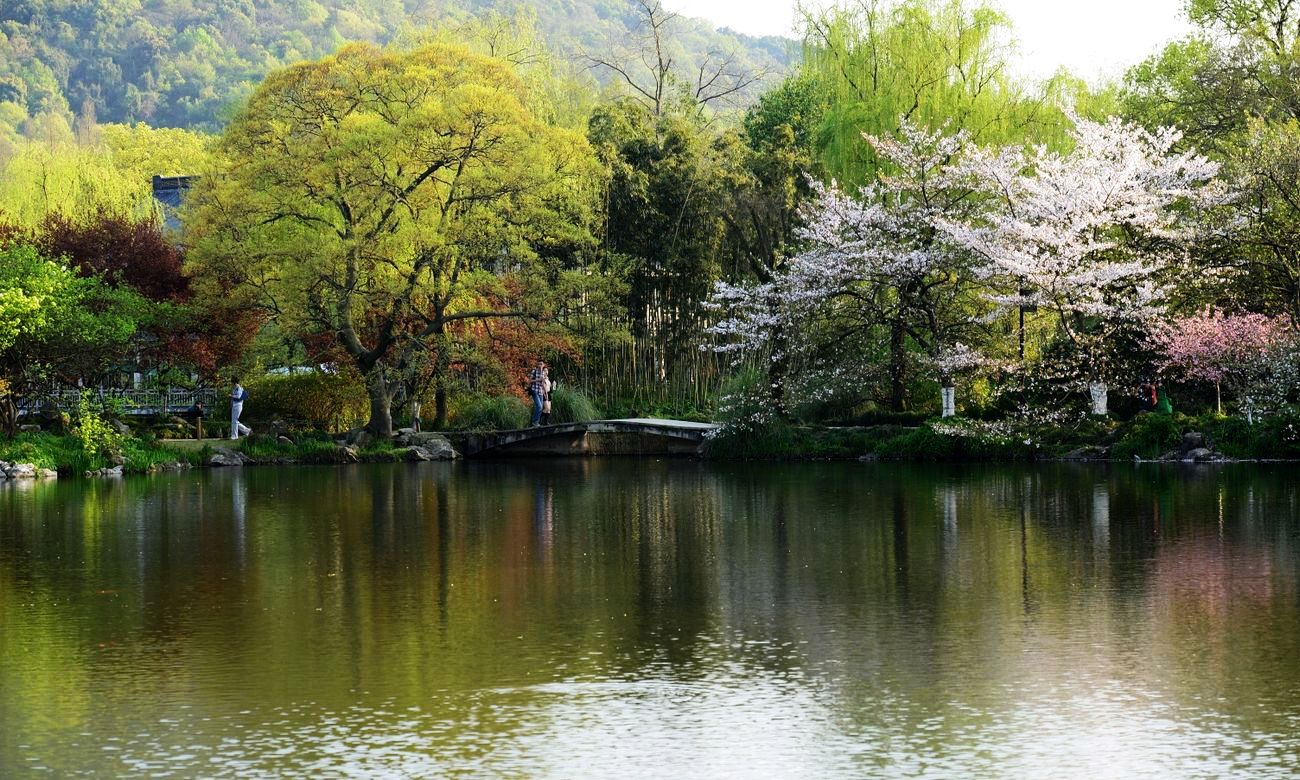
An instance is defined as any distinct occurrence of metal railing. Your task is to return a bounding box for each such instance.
[19,388,223,416]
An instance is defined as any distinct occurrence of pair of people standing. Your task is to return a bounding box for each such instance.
[528,359,553,427]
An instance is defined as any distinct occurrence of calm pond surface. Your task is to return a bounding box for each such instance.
[2,460,1299,778]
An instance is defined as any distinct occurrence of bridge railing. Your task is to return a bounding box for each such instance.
[18,388,223,416]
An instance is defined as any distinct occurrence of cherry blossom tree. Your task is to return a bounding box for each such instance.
[711,119,992,416]
[944,115,1224,414]
[929,342,992,416]
[1152,308,1290,415]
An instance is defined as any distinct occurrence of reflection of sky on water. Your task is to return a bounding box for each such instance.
[50,662,1299,778]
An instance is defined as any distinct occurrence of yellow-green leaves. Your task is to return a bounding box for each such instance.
[0,123,211,228]
[186,42,603,429]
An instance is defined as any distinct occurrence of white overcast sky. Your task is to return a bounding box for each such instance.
[665,0,1194,83]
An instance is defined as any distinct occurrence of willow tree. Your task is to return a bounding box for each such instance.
[801,0,1064,185]
[186,43,601,434]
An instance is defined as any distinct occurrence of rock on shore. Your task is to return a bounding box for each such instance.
[0,461,56,480]
[205,448,256,468]
[393,431,458,460]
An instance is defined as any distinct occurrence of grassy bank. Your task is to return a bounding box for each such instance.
[11,410,1296,475]
[703,412,1300,462]
[233,433,406,464]
[703,420,1034,461]
[0,431,203,474]
[0,430,422,476]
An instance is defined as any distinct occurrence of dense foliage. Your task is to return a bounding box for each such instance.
[186,42,617,434]
[0,0,788,134]
[14,0,1300,459]
[0,243,146,434]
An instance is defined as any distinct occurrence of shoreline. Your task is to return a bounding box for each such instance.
[4,414,1298,483]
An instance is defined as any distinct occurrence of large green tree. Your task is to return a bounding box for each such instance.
[1123,0,1300,317]
[187,42,604,434]
[0,244,145,435]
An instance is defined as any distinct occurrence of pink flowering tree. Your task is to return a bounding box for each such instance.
[1152,308,1291,415]
[710,119,992,418]
[943,115,1224,414]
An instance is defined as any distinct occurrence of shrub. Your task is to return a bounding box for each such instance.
[705,417,809,459]
[830,408,932,427]
[711,367,776,433]
[242,372,368,431]
[1248,409,1300,458]
[1110,412,1182,460]
[1202,414,1256,457]
[548,387,599,423]
[70,396,123,467]
[452,395,530,431]
[872,418,1034,462]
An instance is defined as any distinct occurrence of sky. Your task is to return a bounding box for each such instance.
[664,0,1195,83]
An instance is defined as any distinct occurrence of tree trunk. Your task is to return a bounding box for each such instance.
[434,385,448,430]
[0,393,16,438]
[432,326,450,429]
[1215,382,1222,416]
[365,370,394,437]
[889,323,907,412]
[941,386,956,417]
[1088,381,1108,416]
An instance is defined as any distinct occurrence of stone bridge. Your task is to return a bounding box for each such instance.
[446,418,717,458]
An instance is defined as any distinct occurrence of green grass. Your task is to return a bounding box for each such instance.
[0,432,85,471]
[451,395,531,431]
[0,432,197,474]
[548,387,600,424]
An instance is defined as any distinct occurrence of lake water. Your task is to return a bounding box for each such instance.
[2,460,1298,778]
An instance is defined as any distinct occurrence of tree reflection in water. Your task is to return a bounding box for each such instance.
[0,461,1298,777]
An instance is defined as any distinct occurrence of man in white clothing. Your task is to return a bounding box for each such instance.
[230,379,252,439]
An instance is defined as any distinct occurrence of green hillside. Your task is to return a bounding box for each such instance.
[0,0,793,132]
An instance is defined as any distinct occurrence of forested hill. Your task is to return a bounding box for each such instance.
[0,0,792,132]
